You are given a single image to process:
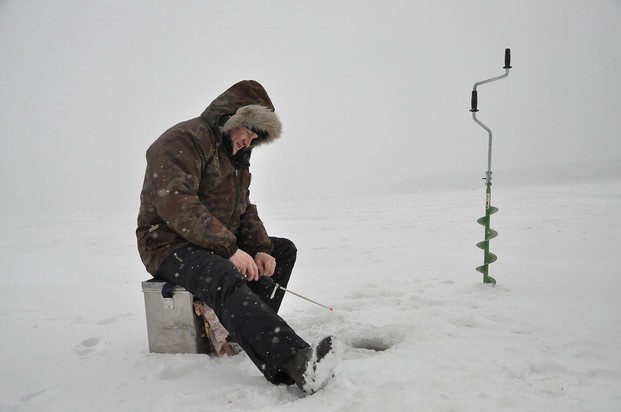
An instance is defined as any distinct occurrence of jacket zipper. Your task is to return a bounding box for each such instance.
[227,169,241,230]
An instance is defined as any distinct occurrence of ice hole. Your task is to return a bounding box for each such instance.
[349,337,393,352]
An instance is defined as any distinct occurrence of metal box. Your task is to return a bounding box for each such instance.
[142,279,210,354]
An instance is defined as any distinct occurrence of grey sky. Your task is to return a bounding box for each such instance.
[1,0,620,217]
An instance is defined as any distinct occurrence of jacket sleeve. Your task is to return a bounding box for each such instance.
[146,133,238,257]
[237,198,274,256]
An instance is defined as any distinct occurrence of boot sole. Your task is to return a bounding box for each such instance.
[302,336,343,394]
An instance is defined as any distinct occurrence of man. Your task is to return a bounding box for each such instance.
[136,80,342,394]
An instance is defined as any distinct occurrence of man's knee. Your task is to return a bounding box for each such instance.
[272,237,297,260]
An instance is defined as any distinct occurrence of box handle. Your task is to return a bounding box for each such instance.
[161,282,176,309]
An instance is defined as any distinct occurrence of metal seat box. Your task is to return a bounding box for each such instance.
[142,279,210,354]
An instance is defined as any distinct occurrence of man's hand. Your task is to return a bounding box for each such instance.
[229,249,259,281]
[255,252,276,278]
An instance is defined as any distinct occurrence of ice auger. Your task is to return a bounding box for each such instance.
[470,49,512,285]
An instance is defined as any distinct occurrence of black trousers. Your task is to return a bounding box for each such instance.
[155,237,308,383]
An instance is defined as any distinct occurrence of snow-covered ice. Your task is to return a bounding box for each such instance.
[1,180,620,411]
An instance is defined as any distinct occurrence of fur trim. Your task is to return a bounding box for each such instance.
[222,105,282,146]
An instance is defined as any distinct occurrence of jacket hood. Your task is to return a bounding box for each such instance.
[200,80,282,147]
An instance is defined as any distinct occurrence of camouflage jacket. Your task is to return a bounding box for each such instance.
[136,80,282,275]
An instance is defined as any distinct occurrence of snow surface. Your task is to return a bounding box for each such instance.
[1,181,620,411]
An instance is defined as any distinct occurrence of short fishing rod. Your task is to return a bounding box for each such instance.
[260,276,334,311]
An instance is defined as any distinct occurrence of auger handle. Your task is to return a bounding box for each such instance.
[470,90,478,112]
[471,48,511,112]
[504,48,512,69]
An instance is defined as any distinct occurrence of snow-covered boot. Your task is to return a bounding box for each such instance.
[282,335,343,395]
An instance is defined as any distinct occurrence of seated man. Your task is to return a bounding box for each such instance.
[136,80,342,394]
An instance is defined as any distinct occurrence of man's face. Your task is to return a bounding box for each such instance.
[230,127,259,155]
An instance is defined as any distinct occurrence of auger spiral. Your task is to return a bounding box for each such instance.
[475,183,499,285]
[470,49,512,285]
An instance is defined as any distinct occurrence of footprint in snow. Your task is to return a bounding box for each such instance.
[96,312,133,325]
[96,317,117,325]
[19,388,49,402]
[75,336,103,358]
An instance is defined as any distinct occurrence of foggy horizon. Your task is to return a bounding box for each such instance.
[1,0,620,217]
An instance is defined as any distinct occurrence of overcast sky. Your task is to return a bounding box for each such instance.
[1,0,620,217]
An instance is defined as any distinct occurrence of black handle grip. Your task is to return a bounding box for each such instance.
[504,48,512,69]
[470,90,479,112]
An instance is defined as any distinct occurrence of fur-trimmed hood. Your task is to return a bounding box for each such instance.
[200,80,282,147]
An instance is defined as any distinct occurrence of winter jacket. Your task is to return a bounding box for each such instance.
[136,80,282,275]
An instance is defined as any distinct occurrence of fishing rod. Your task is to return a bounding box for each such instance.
[260,276,334,311]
